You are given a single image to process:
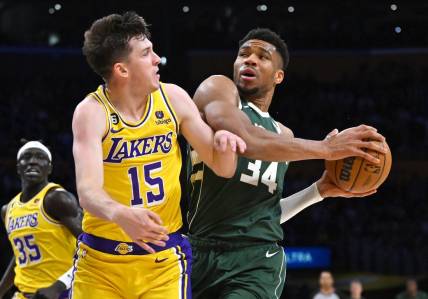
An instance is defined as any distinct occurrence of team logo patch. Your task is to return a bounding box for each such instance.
[155,110,164,119]
[111,113,119,125]
[114,243,133,255]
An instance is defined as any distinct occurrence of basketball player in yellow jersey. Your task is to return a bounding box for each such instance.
[0,141,82,299]
[71,12,246,299]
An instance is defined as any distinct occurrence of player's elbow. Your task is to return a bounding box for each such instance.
[76,183,94,210]
[205,111,227,131]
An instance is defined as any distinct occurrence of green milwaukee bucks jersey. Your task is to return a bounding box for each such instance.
[187,100,289,243]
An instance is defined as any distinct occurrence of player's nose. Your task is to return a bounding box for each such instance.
[243,53,258,66]
[152,51,161,66]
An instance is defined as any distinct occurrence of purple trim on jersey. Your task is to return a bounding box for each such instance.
[177,238,192,299]
[159,84,179,134]
[79,231,185,255]
[68,240,81,299]
[102,85,152,128]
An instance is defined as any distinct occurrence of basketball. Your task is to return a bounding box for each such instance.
[325,141,392,193]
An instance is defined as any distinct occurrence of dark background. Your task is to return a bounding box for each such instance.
[0,1,427,298]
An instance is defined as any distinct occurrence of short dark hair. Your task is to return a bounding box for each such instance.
[239,28,289,70]
[82,11,151,80]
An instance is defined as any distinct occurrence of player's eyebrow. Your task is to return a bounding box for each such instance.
[141,45,151,53]
[240,41,276,56]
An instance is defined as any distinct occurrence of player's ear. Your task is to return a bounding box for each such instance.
[113,62,128,78]
[274,69,284,85]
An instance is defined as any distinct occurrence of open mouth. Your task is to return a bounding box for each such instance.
[240,68,257,80]
[25,168,40,175]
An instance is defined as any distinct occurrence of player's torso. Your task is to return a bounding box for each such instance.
[83,84,182,241]
[188,99,289,243]
[5,183,76,293]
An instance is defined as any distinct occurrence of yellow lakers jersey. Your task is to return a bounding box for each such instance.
[83,84,182,241]
[5,183,76,293]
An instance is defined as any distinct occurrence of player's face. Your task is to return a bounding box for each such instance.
[233,39,284,99]
[319,272,334,288]
[406,281,417,293]
[119,36,161,93]
[17,148,51,185]
[350,282,362,295]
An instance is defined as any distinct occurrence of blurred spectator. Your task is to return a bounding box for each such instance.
[395,279,428,299]
[348,280,365,299]
[313,271,341,299]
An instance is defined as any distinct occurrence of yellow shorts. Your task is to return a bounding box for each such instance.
[70,232,191,299]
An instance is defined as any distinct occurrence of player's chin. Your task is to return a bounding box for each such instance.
[150,80,160,91]
[23,174,44,183]
[237,83,259,96]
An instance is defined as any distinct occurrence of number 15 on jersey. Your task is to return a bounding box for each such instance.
[128,161,165,207]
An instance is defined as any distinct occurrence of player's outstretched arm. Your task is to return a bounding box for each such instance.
[72,97,168,253]
[164,83,246,178]
[195,75,386,164]
[0,205,15,298]
[279,171,376,224]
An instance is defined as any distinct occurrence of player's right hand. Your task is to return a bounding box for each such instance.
[316,170,377,198]
[323,125,387,164]
[113,206,169,254]
[213,129,247,153]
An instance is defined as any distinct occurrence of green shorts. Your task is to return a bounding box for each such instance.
[190,237,286,299]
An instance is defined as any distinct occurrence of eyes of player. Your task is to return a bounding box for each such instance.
[141,49,150,57]
[238,49,270,61]
[21,153,48,162]
[238,50,249,58]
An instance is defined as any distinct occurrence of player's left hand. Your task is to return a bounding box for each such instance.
[31,281,66,299]
[214,130,246,153]
[316,171,377,198]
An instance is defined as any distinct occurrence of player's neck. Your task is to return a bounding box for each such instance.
[105,83,150,123]
[320,286,335,294]
[243,89,274,112]
[20,180,48,203]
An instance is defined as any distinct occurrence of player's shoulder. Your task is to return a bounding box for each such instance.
[162,83,191,100]
[75,94,105,114]
[44,187,78,219]
[162,83,194,117]
[72,93,107,135]
[202,75,236,89]
[45,187,74,201]
[197,75,238,98]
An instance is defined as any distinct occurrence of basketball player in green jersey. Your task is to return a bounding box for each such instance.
[188,28,386,299]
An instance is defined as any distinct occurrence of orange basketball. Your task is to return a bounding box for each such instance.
[325,141,392,193]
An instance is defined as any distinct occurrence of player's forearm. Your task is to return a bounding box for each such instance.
[211,149,238,178]
[0,258,15,296]
[280,183,324,224]
[77,185,126,223]
[205,109,328,162]
[249,137,328,162]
